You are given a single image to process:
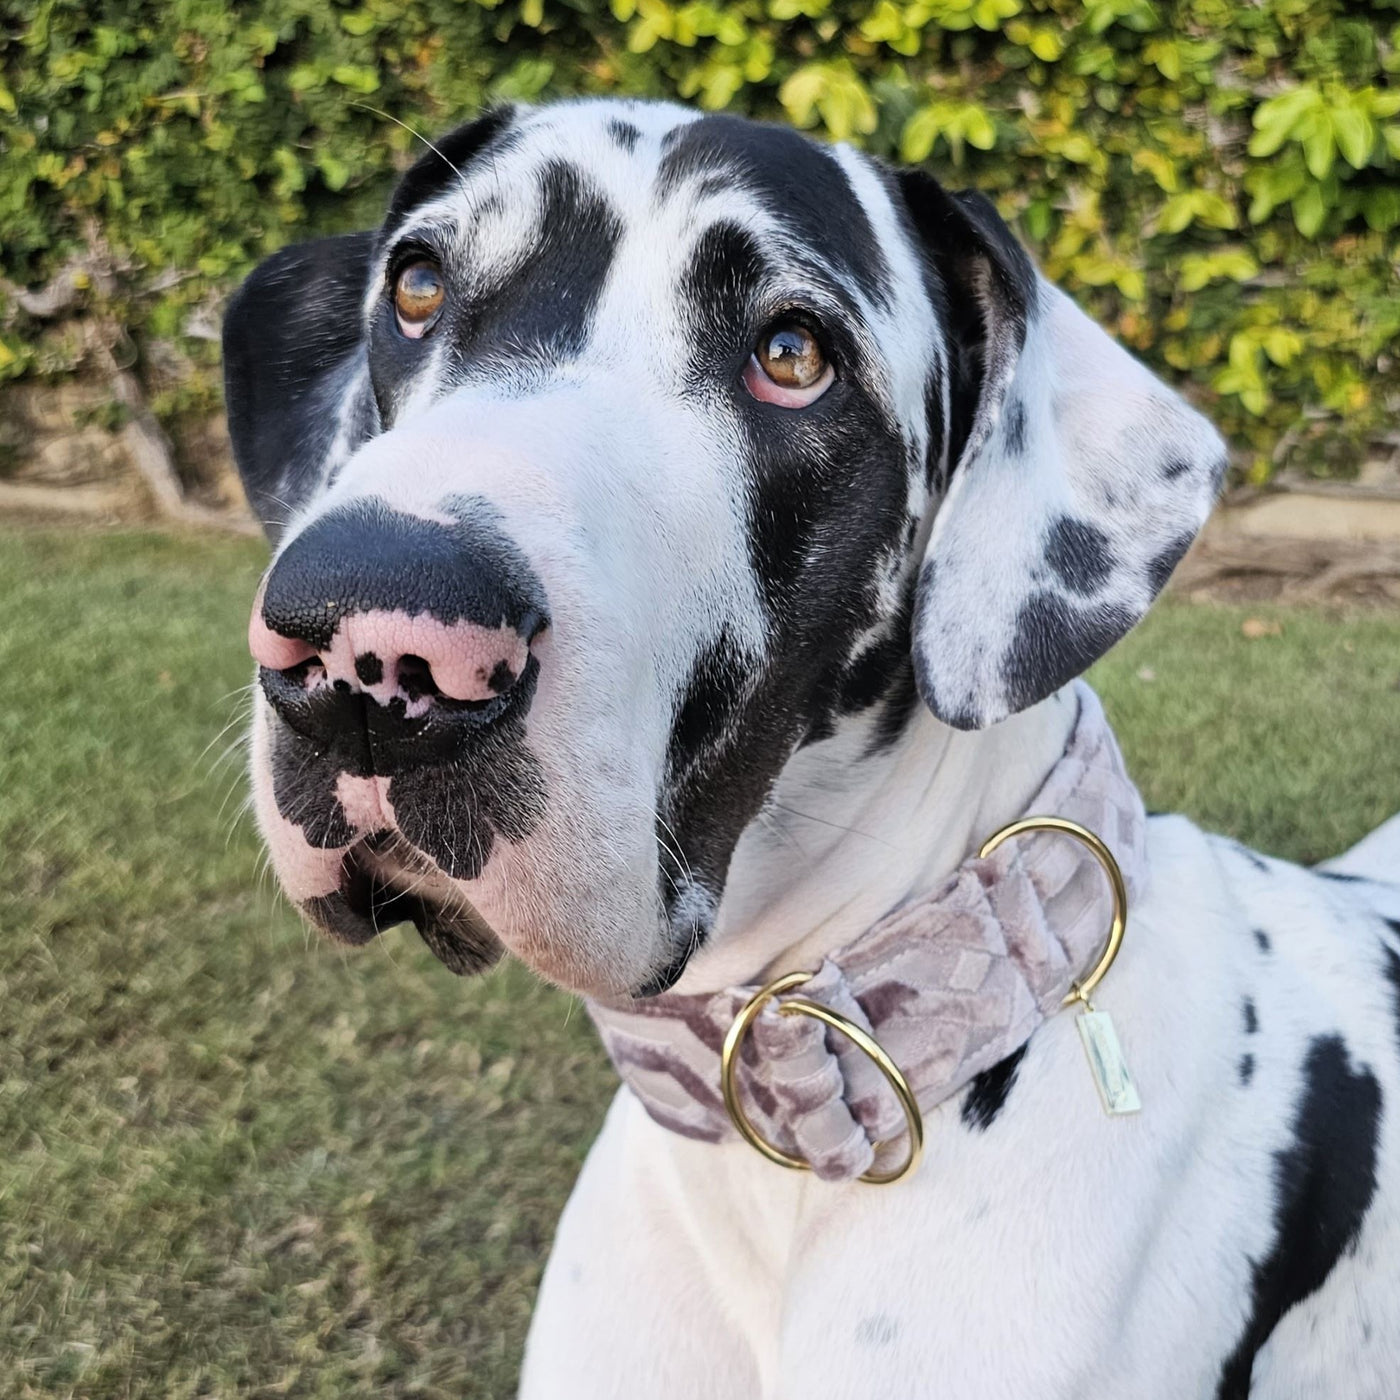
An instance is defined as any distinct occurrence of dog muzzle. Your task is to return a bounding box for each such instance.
[587,683,1148,1185]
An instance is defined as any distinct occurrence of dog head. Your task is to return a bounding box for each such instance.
[224,99,1224,998]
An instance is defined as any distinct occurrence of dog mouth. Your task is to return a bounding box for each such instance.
[302,832,504,976]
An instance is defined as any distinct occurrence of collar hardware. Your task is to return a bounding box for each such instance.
[720,971,926,1185]
[720,813,1137,1184]
[589,684,1148,1184]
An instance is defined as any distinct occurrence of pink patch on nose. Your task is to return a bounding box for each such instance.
[248,579,318,671]
[324,611,531,702]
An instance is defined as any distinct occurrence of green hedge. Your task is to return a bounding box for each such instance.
[2,0,1398,479]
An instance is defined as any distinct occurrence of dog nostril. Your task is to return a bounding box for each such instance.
[397,654,440,703]
[280,656,325,689]
[487,659,519,695]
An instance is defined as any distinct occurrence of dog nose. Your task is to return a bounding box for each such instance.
[250,501,548,762]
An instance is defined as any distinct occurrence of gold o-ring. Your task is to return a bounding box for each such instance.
[978,815,1129,1009]
[720,971,925,1186]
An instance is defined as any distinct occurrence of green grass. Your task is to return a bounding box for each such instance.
[1,524,1397,1398]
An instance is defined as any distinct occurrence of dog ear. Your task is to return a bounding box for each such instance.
[898,171,1226,731]
[222,231,380,540]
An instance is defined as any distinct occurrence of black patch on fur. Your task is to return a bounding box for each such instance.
[658,114,891,305]
[1147,532,1195,594]
[741,327,907,628]
[894,172,1035,475]
[1243,998,1258,1035]
[1162,457,1192,480]
[387,727,547,879]
[222,231,380,538]
[657,269,912,971]
[607,117,641,151]
[921,365,949,488]
[672,193,912,772]
[1215,1035,1382,1398]
[868,655,921,753]
[838,631,904,715]
[1045,516,1115,597]
[667,629,754,779]
[824,583,919,751]
[1317,869,1367,883]
[383,107,516,235]
[1000,592,1135,715]
[961,1044,1028,1130]
[448,158,623,372]
[1254,929,1272,953]
[268,720,361,847]
[1002,398,1026,456]
[1238,1053,1255,1085]
[354,653,383,686]
[259,497,547,651]
[678,220,768,389]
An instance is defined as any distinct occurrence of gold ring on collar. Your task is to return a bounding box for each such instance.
[978,815,1128,1009]
[720,970,925,1186]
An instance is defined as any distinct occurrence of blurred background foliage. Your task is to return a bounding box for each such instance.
[1,0,1398,483]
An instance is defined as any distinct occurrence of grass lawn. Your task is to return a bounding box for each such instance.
[2,523,1398,1398]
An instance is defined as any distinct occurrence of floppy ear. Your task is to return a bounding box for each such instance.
[899,172,1227,731]
[222,231,379,541]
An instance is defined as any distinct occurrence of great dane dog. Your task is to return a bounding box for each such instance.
[223,98,1400,1398]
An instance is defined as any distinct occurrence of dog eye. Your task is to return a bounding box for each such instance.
[742,322,834,407]
[393,259,445,339]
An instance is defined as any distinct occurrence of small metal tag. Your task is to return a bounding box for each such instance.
[1076,1008,1141,1116]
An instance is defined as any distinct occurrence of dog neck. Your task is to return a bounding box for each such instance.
[677,685,1082,995]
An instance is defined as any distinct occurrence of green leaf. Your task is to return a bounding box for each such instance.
[1023,198,1052,242]
[1330,105,1374,169]
[1292,182,1328,237]
[963,105,996,150]
[315,152,351,191]
[1362,186,1400,233]
[900,106,940,163]
[330,65,381,95]
[1261,327,1303,367]
[1249,86,1320,158]
[1158,192,1197,234]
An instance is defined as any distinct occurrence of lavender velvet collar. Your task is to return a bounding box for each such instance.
[587,684,1148,1182]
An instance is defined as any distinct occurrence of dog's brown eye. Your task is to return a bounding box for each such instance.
[393,259,445,339]
[743,321,835,407]
[756,324,825,389]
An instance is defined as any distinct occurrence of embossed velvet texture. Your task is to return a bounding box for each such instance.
[587,684,1148,1181]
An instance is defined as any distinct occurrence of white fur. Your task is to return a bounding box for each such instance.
[523,707,1400,1397]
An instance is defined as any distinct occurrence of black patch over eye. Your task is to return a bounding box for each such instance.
[393,258,446,338]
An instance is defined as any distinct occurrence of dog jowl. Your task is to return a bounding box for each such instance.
[224,98,1223,999]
